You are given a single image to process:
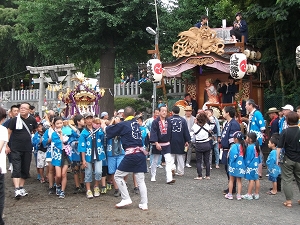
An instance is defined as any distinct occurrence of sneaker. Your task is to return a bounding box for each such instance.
[37,174,41,181]
[138,203,148,211]
[106,183,112,190]
[56,186,61,196]
[157,165,163,169]
[241,194,253,200]
[223,188,236,195]
[253,194,260,200]
[151,176,156,182]
[94,187,100,197]
[59,191,65,199]
[266,174,269,177]
[114,189,121,197]
[20,188,28,197]
[73,187,81,194]
[15,189,21,199]
[115,199,132,208]
[80,183,85,189]
[100,186,106,194]
[134,187,139,194]
[175,172,184,176]
[236,194,242,200]
[225,193,233,200]
[48,187,55,195]
[86,190,94,199]
[186,164,192,168]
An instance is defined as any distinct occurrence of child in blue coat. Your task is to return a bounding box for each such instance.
[242,132,261,200]
[266,134,281,195]
[225,131,246,200]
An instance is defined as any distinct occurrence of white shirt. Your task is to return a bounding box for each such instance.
[190,123,211,143]
[0,125,8,174]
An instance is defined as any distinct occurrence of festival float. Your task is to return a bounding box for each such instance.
[58,72,104,116]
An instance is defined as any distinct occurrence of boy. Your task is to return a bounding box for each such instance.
[266,134,281,195]
[78,113,106,199]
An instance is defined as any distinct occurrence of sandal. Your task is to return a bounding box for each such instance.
[40,178,45,184]
[283,202,292,208]
[194,177,202,180]
[266,191,276,195]
[298,200,300,205]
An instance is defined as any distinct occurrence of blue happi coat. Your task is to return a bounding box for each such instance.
[106,137,125,157]
[78,127,106,163]
[140,125,149,149]
[248,110,266,145]
[32,131,43,153]
[70,128,84,162]
[266,149,281,179]
[169,115,191,154]
[51,130,78,167]
[228,143,245,178]
[244,143,261,180]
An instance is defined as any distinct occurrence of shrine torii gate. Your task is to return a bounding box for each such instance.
[26,64,77,116]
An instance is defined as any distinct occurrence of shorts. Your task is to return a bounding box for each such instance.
[11,151,32,179]
[37,151,47,168]
[85,160,102,183]
[71,161,84,174]
[107,155,125,174]
[102,166,108,177]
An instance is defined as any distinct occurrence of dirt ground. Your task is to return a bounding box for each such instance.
[3,157,300,225]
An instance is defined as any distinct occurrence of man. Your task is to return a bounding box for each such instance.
[195,15,208,28]
[183,106,195,168]
[3,105,19,171]
[104,106,148,210]
[145,109,163,169]
[169,106,190,176]
[279,104,294,133]
[266,107,280,137]
[184,93,198,117]
[149,106,174,184]
[125,73,135,84]
[221,106,241,194]
[217,76,237,103]
[29,105,35,117]
[100,112,109,120]
[205,108,221,169]
[7,103,38,198]
[245,99,266,177]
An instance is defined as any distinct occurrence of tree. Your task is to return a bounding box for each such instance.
[16,0,156,115]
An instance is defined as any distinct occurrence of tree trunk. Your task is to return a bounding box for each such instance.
[99,45,116,117]
[273,25,285,105]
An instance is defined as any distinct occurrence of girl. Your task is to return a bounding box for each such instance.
[202,78,219,109]
[225,131,246,200]
[242,132,261,200]
[51,117,75,199]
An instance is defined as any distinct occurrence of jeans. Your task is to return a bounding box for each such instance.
[85,160,102,183]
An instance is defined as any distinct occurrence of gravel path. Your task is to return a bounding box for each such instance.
[3,159,300,225]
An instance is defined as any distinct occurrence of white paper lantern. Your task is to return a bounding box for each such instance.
[147,59,163,82]
[243,49,250,58]
[296,45,300,70]
[230,53,247,79]
[250,51,256,60]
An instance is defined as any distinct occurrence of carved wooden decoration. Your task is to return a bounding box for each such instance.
[187,57,215,66]
[172,26,225,58]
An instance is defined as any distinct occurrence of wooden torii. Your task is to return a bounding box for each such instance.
[26,64,77,116]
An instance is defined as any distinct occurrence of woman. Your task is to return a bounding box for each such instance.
[229,12,248,43]
[203,78,218,110]
[277,111,300,208]
[191,112,212,180]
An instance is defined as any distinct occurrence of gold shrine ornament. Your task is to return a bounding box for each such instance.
[172,26,224,58]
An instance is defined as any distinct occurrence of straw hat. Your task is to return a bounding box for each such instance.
[266,107,280,114]
[184,106,193,111]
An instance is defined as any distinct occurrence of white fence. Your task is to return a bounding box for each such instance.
[0,80,185,105]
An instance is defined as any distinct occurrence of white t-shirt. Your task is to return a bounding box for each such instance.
[0,125,8,174]
[190,123,211,143]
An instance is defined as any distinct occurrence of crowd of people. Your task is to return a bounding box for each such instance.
[0,97,300,223]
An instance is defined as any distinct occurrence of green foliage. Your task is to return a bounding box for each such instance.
[138,81,173,102]
[114,97,151,113]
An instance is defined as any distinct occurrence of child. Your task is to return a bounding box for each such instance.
[70,114,85,193]
[266,135,281,195]
[78,113,106,199]
[51,117,77,199]
[32,123,47,183]
[242,132,261,200]
[225,131,246,200]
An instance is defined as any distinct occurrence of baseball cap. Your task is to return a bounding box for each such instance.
[100,112,108,118]
[118,109,124,114]
[84,112,94,119]
[281,104,294,111]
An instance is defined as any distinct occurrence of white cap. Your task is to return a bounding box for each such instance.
[281,104,294,111]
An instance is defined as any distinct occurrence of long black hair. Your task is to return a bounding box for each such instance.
[247,132,260,155]
[233,131,246,157]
